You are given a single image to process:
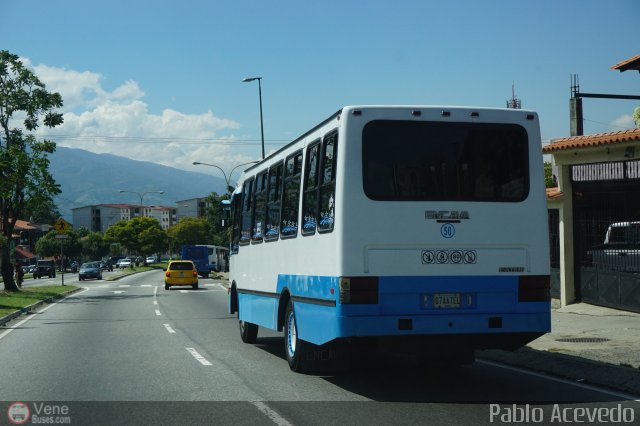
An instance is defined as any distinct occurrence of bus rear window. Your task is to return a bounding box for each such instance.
[362,120,529,202]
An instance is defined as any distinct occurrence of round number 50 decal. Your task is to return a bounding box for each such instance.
[440,223,455,239]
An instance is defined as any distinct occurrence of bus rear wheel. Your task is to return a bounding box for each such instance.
[239,320,258,343]
[284,300,311,372]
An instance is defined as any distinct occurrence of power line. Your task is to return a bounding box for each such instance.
[583,118,636,131]
[37,133,289,146]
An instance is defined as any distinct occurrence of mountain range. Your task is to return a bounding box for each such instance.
[48,147,227,220]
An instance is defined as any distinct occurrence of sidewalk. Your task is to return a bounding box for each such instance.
[479,302,640,396]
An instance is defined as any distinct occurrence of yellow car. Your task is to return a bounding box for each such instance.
[164,260,199,290]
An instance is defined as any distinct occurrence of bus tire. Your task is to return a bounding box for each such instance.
[239,318,258,343]
[284,300,311,372]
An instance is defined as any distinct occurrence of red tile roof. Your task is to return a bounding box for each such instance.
[14,246,36,259]
[611,54,640,72]
[14,219,37,231]
[543,128,640,153]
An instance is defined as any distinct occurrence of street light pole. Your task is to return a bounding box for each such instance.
[118,190,165,215]
[193,161,259,194]
[192,162,229,190]
[242,76,265,159]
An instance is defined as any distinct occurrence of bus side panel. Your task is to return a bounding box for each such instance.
[277,274,340,345]
[237,292,278,330]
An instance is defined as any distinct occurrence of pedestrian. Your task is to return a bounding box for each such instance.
[14,261,24,288]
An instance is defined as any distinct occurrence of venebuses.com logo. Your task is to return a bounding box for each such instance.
[6,402,71,424]
[7,402,30,425]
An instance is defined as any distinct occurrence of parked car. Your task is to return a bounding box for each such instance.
[79,261,103,281]
[118,258,133,269]
[33,259,56,279]
[100,260,114,271]
[146,256,158,264]
[164,260,198,290]
[21,265,36,274]
[588,221,640,272]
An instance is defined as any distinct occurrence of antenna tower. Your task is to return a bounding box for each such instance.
[506,84,522,109]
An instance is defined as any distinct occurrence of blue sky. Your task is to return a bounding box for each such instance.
[1,0,639,174]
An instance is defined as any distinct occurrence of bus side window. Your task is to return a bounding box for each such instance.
[302,141,321,236]
[230,194,242,253]
[265,162,283,241]
[281,151,303,238]
[240,178,254,245]
[252,170,268,243]
[318,131,337,233]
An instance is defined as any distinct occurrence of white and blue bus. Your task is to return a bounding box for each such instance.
[228,105,550,372]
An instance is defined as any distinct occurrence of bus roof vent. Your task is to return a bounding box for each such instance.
[441,110,451,117]
[470,111,480,118]
[411,110,421,117]
[352,110,362,116]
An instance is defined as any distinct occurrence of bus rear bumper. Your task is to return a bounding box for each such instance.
[304,312,550,349]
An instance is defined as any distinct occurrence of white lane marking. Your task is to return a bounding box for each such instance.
[251,401,294,426]
[478,359,640,401]
[112,291,126,294]
[186,348,212,366]
[0,287,90,341]
[163,324,176,334]
[179,290,189,294]
[155,309,162,316]
[141,284,152,287]
[119,284,130,288]
[153,300,158,305]
[154,286,158,297]
[217,283,228,291]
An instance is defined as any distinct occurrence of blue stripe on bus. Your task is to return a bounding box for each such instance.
[238,274,551,346]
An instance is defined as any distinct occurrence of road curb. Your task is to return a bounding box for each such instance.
[478,348,640,397]
[0,287,82,327]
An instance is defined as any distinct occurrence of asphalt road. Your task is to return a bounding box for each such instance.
[1,270,638,425]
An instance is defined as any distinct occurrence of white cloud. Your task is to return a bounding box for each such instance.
[23,59,255,173]
[610,114,635,130]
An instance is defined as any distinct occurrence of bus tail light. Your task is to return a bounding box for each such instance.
[165,271,171,278]
[193,270,198,278]
[518,275,550,302]
[339,277,378,304]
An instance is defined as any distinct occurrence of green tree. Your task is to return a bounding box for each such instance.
[1,51,63,290]
[104,217,166,260]
[167,217,210,248]
[544,161,556,188]
[81,231,110,262]
[205,192,230,247]
[24,198,60,225]
[633,106,640,129]
[35,230,82,268]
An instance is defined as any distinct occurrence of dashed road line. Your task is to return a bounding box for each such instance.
[186,348,212,366]
[163,324,176,334]
[0,287,90,341]
[155,309,162,316]
[251,401,294,426]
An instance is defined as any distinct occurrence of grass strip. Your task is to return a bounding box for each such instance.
[0,285,79,317]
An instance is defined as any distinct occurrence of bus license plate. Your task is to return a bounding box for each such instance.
[423,293,476,309]
[434,293,460,308]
